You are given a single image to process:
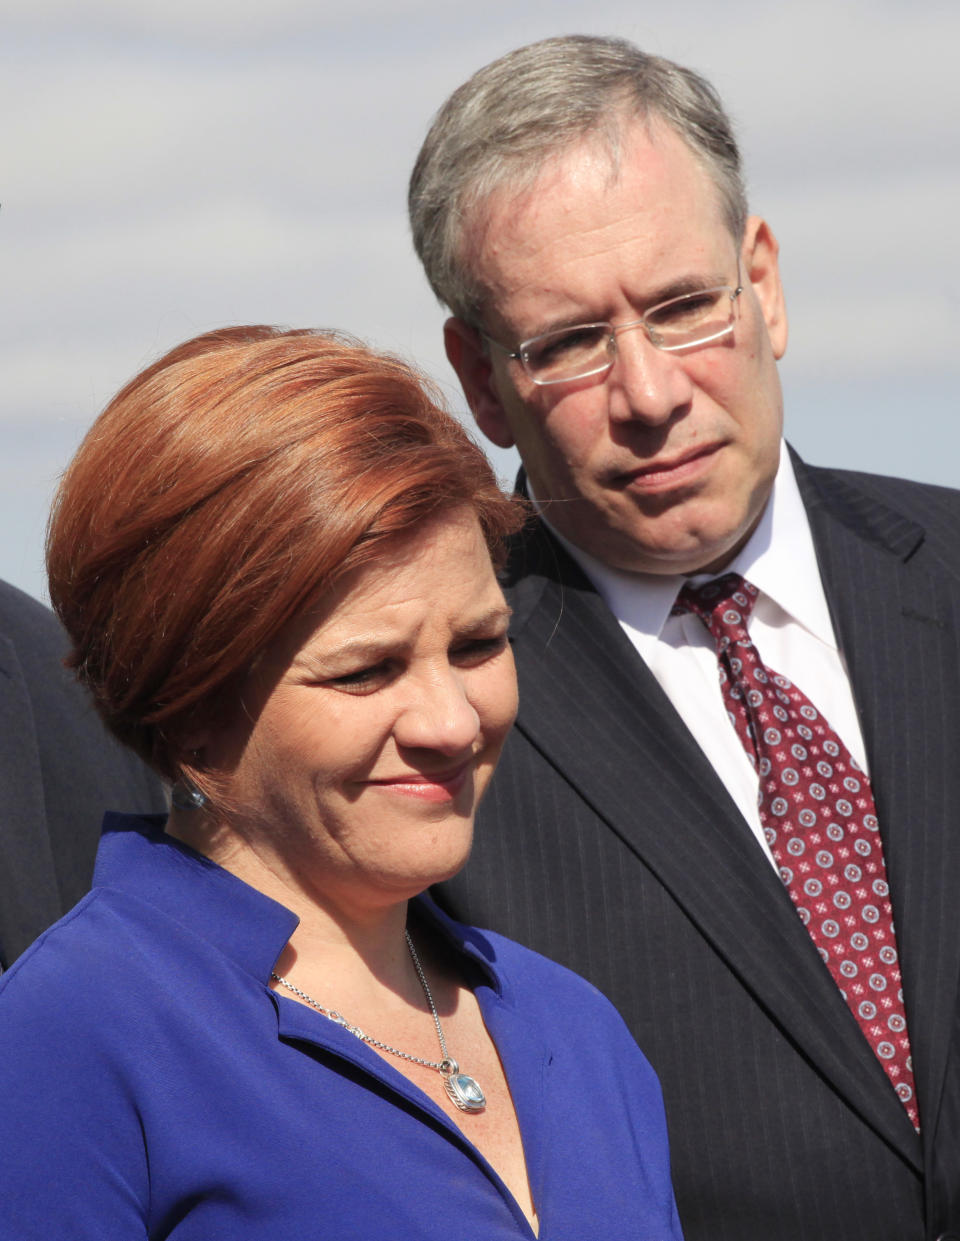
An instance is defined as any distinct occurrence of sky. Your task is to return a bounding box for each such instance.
[2,0,958,602]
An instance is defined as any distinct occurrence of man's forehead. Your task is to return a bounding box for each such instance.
[461,119,732,329]
[467,126,632,253]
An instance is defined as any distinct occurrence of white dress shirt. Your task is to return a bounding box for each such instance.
[532,441,869,870]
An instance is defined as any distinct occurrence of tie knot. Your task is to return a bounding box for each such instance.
[673,573,757,648]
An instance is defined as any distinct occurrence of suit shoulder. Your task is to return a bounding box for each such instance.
[805,464,960,527]
[0,581,167,954]
[804,464,960,577]
[0,578,161,785]
[0,579,70,665]
[0,579,95,721]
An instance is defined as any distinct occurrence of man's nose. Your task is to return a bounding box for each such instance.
[606,323,694,426]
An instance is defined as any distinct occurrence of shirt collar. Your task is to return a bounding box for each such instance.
[530,441,837,649]
[95,813,300,982]
[93,813,504,995]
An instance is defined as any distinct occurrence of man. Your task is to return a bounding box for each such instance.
[0,577,167,968]
[409,34,960,1241]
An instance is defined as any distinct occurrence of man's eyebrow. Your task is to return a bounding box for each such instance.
[521,272,733,340]
[642,271,733,306]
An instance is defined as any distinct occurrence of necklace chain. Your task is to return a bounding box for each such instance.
[271,931,454,1074]
[271,929,487,1112]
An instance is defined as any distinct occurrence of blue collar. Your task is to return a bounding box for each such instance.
[94,813,504,998]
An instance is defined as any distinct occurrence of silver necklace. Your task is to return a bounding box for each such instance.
[271,929,486,1113]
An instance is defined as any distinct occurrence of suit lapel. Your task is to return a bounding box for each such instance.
[0,634,61,966]
[505,517,922,1167]
[799,460,960,1150]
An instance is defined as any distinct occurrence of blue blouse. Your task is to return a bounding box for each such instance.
[0,815,683,1240]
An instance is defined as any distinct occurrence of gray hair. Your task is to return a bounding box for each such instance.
[409,34,747,326]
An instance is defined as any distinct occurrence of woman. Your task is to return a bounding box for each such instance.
[0,327,683,1240]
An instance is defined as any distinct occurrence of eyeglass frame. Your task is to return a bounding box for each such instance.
[483,277,745,386]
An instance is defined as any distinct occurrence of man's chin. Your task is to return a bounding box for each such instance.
[586,517,756,577]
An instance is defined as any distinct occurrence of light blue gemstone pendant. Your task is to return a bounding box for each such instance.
[440,1058,486,1112]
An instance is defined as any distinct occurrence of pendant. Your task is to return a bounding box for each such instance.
[440,1058,486,1113]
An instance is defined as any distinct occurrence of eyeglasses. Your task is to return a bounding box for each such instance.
[489,283,744,385]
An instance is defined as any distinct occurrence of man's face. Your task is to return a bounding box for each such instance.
[445,119,788,576]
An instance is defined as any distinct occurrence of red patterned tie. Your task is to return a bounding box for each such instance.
[673,573,919,1130]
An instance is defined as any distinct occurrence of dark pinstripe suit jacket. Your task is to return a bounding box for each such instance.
[437,455,960,1241]
[0,580,167,968]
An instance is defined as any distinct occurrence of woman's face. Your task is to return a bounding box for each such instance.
[201,507,517,916]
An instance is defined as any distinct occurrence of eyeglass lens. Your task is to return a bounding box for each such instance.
[522,286,738,383]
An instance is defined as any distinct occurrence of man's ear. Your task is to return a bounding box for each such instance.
[742,216,788,360]
[444,317,516,449]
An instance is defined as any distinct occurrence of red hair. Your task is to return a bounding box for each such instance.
[46,326,524,781]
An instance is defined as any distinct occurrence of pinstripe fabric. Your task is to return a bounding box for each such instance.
[436,453,960,1241]
[0,581,168,967]
[0,630,62,960]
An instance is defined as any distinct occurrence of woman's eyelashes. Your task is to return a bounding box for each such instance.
[322,632,509,693]
[450,632,510,664]
[325,661,393,692]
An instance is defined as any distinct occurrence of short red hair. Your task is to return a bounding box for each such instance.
[46,326,524,781]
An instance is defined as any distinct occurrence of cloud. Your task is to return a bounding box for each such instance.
[1,0,958,600]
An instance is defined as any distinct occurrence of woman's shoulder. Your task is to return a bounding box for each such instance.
[0,887,165,1125]
[0,886,152,1021]
[0,867,234,1043]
